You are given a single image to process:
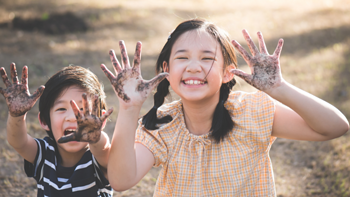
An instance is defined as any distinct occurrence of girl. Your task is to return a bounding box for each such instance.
[1,64,113,196]
[102,19,349,196]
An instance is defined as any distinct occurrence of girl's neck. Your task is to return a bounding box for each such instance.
[182,98,218,136]
[57,146,88,167]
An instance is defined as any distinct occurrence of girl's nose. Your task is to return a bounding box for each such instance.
[186,60,202,73]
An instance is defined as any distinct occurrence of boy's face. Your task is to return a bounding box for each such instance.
[49,86,89,154]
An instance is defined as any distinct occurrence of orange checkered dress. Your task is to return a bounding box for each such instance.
[135,91,276,196]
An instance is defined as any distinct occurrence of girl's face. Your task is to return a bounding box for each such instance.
[164,29,232,103]
[48,86,89,154]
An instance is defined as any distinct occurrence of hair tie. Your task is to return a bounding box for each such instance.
[220,100,225,105]
[152,105,158,110]
[167,29,175,40]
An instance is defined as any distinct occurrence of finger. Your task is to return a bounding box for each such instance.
[273,39,284,58]
[257,32,268,55]
[29,86,45,104]
[70,100,82,120]
[132,42,142,73]
[0,67,11,87]
[242,29,259,56]
[146,72,169,90]
[230,69,253,84]
[21,66,28,86]
[100,107,113,122]
[10,63,19,84]
[58,133,76,143]
[109,49,122,73]
[119,40,130,69]
[82,93,90,116]
[100,64,115,83]
[231,40,253,63]
[92,94,98,116]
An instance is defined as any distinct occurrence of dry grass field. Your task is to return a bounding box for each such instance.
[0,0,350,196]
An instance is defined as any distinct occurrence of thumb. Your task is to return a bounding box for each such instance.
[147,72,169,90]
[230,69,252,84]
[58,132,77,143]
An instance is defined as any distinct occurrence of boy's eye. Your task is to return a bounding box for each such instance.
[56,108,66,111]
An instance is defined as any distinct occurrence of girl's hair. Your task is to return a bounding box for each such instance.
[39,65,107,141]
[142,18,238,143]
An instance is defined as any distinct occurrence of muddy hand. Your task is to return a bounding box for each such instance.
[0,63,45,117]
[58,94,113,144]
[231,30,284,92]
[101,41,168,106]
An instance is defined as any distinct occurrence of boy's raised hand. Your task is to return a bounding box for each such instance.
[0,63,45,117]
[58,94,113,144]
[101,41,168,107]
[230,30,284,93]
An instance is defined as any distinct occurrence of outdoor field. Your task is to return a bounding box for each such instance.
[0,0,350,196]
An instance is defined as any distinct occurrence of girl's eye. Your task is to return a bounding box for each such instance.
[176,57,187,60]
[203,57,215,60]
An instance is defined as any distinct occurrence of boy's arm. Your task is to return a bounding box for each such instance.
[89,131,110,176]
[7,114,38,164]
[230,30,349,141]
[1,63,44,163]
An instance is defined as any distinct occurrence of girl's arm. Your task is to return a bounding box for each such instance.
[231,30,349,141]
[57,94,113,171]
[1,63,45,163]
[101,41,167,191]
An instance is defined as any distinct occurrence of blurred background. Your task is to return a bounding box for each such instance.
[0,0,350,196]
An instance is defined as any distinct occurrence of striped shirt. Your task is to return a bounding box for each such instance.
[135,91,276,197]
[24,137,113,197]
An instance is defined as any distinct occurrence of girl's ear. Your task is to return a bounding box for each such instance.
[223,64,236,83]
[162,61,169,80]
[38,112,50,131]
[101,110,107,130]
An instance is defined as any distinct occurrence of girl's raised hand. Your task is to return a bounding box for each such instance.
[101,41,168,107]
[231,30,284,93]
[0,63,45,117]
[58,94,113,144]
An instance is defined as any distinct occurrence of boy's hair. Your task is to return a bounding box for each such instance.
[39,65,107,140]
[142,18,237,143]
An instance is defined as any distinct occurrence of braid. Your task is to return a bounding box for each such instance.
[210,78,236,143]
[142,79,173,130]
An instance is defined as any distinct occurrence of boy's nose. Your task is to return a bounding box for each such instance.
[65,108,77,121]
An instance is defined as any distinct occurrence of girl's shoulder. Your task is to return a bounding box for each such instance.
[225,90,275,115]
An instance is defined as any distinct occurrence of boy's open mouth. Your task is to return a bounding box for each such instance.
[64,129,76,136]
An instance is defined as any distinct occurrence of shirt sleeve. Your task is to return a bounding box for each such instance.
[135,119,169,167]
[24,138,46,182]
[227,91,276,152]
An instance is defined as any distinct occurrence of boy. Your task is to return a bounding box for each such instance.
[0,63,113,196]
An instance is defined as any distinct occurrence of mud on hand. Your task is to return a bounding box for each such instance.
[58,93,113,144]
[0,63,45,117]
[100,41,168,106]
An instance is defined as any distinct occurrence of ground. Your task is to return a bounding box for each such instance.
[0,0,350,196]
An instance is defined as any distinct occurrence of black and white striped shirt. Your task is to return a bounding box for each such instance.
[25,137,113,197]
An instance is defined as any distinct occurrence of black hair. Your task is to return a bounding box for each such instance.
[142,18,237,143]
[39,65,107,141]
